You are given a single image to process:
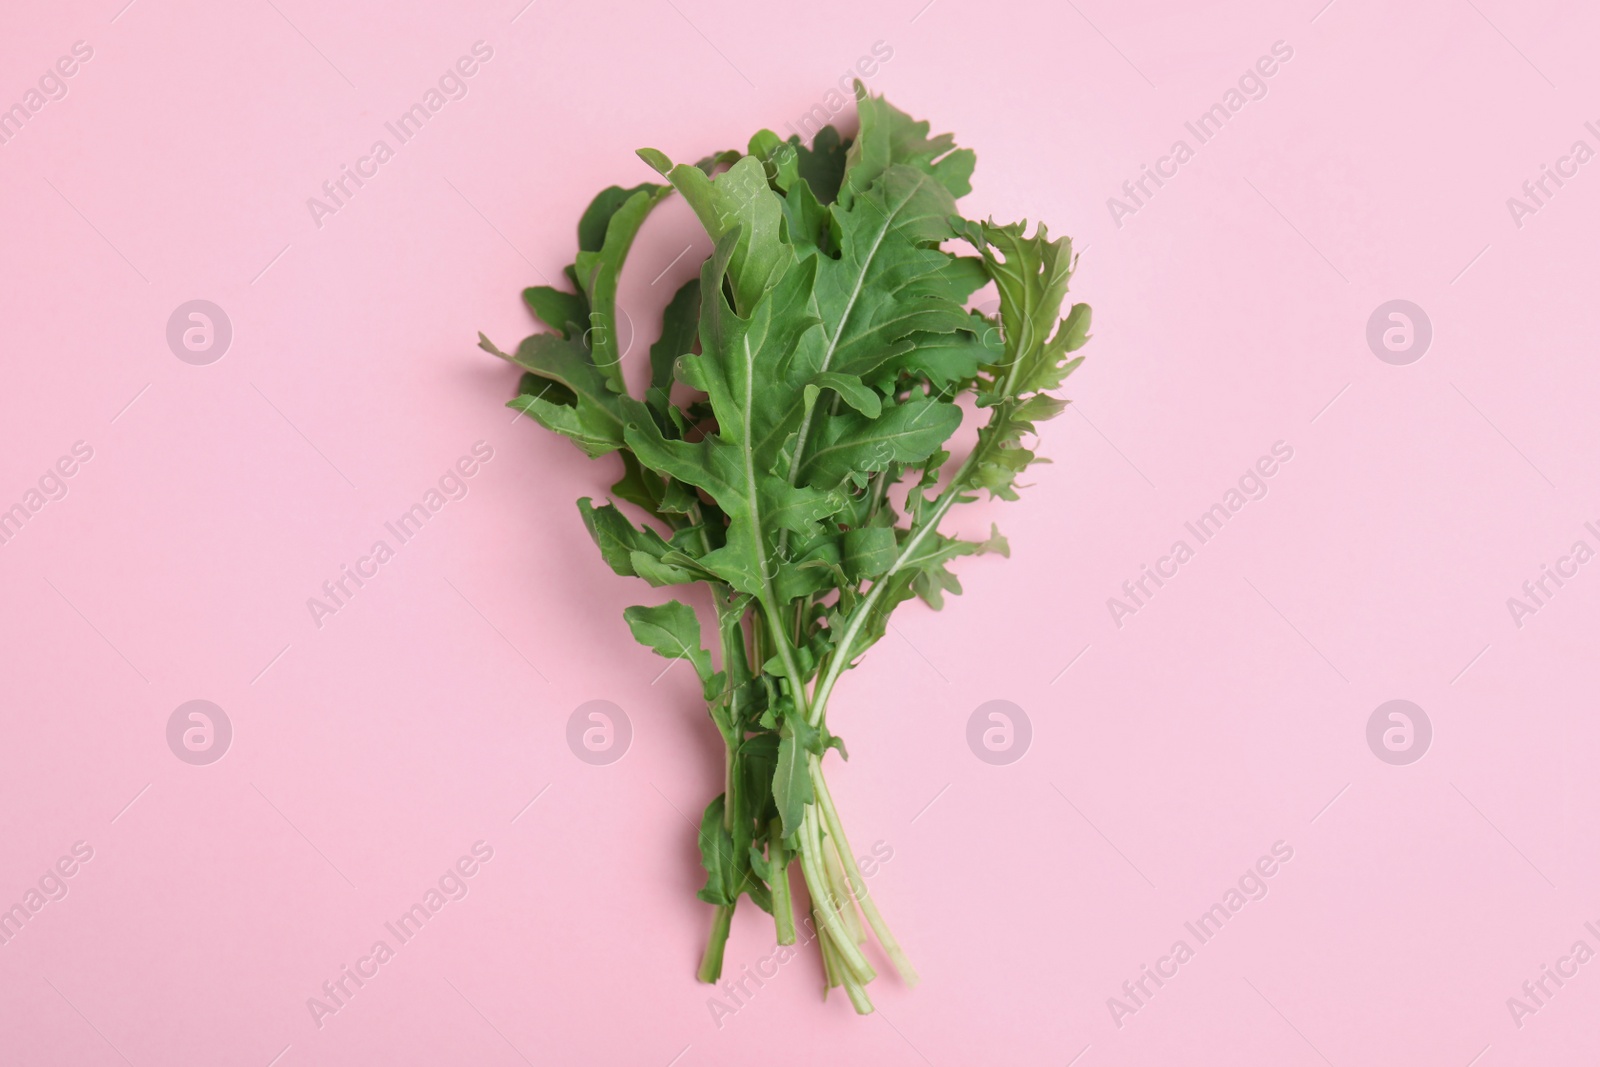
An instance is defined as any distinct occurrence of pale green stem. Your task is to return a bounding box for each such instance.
[828,932,876,1015]
[698,903,734,983]
[822,829,867,946]
[769,821,796,945]
[797,806,874,984]
[812,757,919,986]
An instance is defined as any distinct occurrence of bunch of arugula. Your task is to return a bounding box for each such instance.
[478,87,1090,1013]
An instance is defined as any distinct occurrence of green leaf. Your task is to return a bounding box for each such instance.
[806,372,881,418]
[739,732,780,821]
[622,601,713,684]
[747,128,799,193]
[961,218,1090,400]
[872,317,1000,391]
[810,165,978,386]
[572,185,671,391]
[761,640,816,681]
[577,184,658,252]
[774,165,984,502]
[653,154,788,316]
[521,285,588,339]
[609,451,666,516]
[773,717,815,838]
[795,124,850,205]
[629,551,700,587]
[623,233,840,597]
[696,794,738,907]
[801,396,962,490]
[577,498,671,577]
[844,85,975,203]
[649,276,700,421]
[842,526,898,580]
[483,333,627,458]
[773,536,844,602]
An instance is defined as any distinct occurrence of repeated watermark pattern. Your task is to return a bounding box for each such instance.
[1365,700,1431,766]
[1505,921,1600,1030]
[1505,523,1600,629]
[1,1,1595,1063]
[966,699,1032,765]
[779,40,895,145]
[1506,122,1600,230]
[1365,299,1432,366]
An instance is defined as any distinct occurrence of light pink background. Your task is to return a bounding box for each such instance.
[3,0,1597,1063]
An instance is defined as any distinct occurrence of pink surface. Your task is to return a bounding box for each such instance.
[2,0,1597,1063]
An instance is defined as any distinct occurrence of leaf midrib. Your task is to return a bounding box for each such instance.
[782,170,933,486]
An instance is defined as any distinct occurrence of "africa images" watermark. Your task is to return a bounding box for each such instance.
[1505,520,1600,629]
[706,841,894,1029]
[0,841,95,948]
[0,40,94,148]
[1107,441,1294,628]
[306,442,495,628]
[1107,840,1294,1029]
[306,41,495,229]
[1107,41,1294,229]
[1505,918,1600,1030]
[778,40,895,146]
[0,440,95,549]
[306,841,495,1029]
[1505,121,1600,230]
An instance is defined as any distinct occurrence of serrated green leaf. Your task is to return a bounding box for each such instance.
[577,498,671,577]
[656,154,788,315]
[844,85,975,203]
[521,285,588,339]
[623,601,713,684]
[482,331,627,457]
[623,233,840,597]
[801,396,962,489]
[963,218,1089,400]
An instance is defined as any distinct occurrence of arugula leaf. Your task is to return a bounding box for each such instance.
[649,276,700,421]
[622,600,713,685]
[479,87,1091,1008]
[695,794,739,907]
[482,333,627,458]
[955,218,1091,400]
[643,153,789,316]
[844,86,975,203]
[577,498,672,577]
[801,396,962,490]
[773,715,817,838]
[623,234,838,598]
